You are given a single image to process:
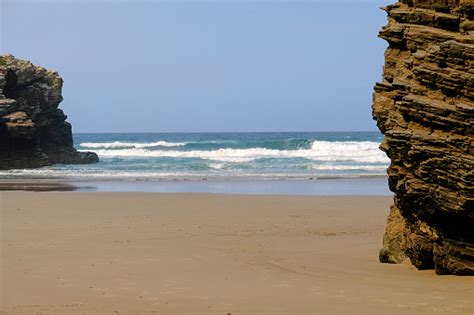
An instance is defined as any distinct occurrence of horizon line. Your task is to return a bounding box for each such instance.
[72,130,381,134]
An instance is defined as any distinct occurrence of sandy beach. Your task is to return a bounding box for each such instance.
[0,192,472,314]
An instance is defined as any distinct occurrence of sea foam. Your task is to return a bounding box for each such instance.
[84,140,389,164]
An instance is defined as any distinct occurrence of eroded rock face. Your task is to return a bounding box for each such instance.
[373,1,474,275]
[0,55,98,169]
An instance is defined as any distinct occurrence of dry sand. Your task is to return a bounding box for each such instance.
[0,192,472,314]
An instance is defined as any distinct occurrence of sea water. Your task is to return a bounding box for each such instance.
[0,132,390,183]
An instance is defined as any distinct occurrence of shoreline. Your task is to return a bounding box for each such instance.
[1,193,472,314]
[0,174,388,182]
[0,177,390,195]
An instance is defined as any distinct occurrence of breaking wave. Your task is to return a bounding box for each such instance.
[84,140,389,164]
[0,133,390,181]
[80,141,187,149]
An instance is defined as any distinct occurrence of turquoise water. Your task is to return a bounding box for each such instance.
[0,132,389,181]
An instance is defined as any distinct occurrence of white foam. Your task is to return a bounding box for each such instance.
[80,141,187,149]
[0,168,199,179]
[84,140,390,164]
[209,163,225,169]
[0,168,384,180]
[309,164,387,171]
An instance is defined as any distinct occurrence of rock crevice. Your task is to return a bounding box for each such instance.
[0,55,98,169]
[373,1,474,275]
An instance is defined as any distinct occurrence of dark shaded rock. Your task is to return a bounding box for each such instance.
[373,1,474,275]
[0,55,98,170]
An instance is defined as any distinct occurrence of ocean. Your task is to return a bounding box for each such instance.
[0,132,389,183]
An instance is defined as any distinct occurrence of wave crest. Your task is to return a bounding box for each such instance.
[80,141,187,149]
[84,140,389,164]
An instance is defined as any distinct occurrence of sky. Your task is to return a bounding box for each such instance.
[1,0,392,133]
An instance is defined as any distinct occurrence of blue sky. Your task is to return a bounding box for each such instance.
[1,0,392,133]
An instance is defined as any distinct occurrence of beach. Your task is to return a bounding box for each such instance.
[2,0,473,311]
[1,192,472,314]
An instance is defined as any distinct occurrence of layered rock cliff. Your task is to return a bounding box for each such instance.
[373,1,474,275]
[0,55,98,169]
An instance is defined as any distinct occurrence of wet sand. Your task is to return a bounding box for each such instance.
[0,193,472,314]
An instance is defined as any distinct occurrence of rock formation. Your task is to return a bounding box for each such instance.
[0,55,98,169]
[373,1,474,275]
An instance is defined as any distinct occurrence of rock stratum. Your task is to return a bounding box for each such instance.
[0,55,98,169]
[373,1,474,275]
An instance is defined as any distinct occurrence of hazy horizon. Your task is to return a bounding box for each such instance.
[2,0,392,133]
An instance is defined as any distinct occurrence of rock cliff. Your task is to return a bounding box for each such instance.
[373,1,474,275]
[0,55,98,169]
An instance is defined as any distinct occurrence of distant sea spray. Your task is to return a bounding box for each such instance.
[0,132,390,180]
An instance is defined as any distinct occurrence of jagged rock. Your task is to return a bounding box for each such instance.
[373,1,474,275]
[0,55,98,169]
